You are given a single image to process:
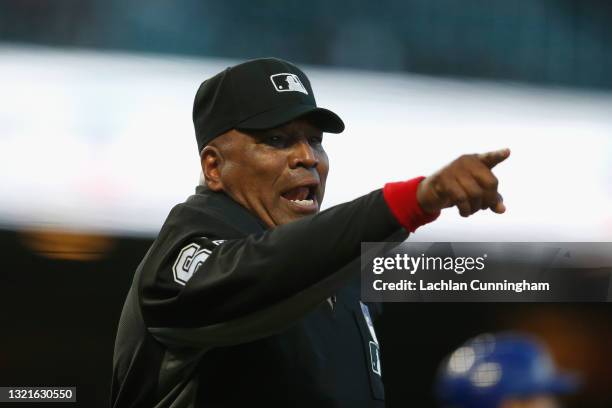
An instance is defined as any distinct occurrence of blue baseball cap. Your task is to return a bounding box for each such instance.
[436,333,579,408]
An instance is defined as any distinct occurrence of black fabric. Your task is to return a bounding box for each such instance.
[192,58,344,152]
[111,187,406,408]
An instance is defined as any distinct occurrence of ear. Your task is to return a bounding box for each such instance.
[201,145,224,191]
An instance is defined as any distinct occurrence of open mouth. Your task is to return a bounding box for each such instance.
[281,184,318,211]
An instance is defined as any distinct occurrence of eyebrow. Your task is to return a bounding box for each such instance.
[246,124,322,140]
[245,128,285,139]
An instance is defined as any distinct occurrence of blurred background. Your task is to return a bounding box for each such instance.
[1,0,611,406]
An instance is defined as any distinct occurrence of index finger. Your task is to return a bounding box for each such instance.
[477,148,511,169]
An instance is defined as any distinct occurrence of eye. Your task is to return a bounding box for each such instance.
[268,135,282,143]
[263,134,287,147]
[309,135,323,146]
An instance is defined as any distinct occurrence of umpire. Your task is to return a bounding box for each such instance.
[111,57,510,407]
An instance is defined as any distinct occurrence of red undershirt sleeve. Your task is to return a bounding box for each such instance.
[383,176,441,233]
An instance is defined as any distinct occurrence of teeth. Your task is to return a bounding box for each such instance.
[291,199,314,206]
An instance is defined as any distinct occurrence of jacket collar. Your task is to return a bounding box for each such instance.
[192,186,268,235]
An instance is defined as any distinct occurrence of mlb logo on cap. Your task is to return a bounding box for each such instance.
[270,73,308,95]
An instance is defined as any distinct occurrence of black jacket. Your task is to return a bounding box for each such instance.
[111,186,406,407]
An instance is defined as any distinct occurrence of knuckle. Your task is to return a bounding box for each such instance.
[487,175,499,189]
[455,193,468,203]
[455,154,471,165]
[459,154,475,163]
[467,187,482,198]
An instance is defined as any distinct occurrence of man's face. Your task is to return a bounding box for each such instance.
[203,118,329,228]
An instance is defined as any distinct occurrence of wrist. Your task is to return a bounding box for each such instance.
[383,177,440,233]
[415,178,436,215]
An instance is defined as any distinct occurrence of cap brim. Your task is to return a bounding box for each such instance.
[236,104,344,133]
[521,373,580,397]
[540,373,580,394]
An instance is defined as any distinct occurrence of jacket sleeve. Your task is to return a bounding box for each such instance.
[140,189,406,348]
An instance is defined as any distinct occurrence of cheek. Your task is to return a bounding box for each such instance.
[317,152,329,182]
[240,149,288,195]
[317,152,329,197]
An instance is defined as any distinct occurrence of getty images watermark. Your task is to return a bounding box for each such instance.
[371,252,550,293]
[361,242,612,302]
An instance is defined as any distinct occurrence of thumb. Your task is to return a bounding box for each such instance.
[491,193,506,214]
[477,148,511,169]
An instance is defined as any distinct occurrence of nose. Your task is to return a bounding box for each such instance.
[288,140,319,169]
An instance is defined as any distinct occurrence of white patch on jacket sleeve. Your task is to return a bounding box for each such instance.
[172,243,211,285]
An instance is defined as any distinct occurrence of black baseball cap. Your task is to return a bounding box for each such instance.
[192,57,345,153]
